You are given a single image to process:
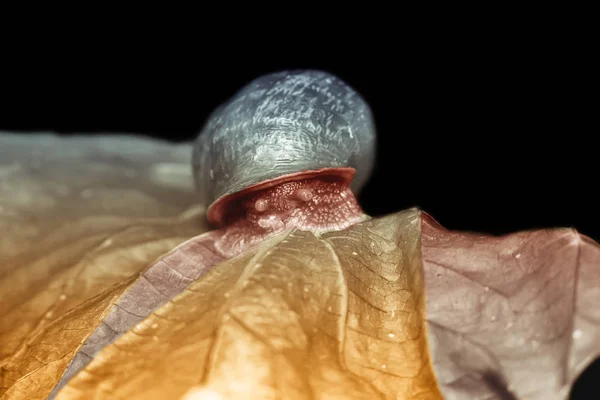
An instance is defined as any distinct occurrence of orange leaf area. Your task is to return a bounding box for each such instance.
[0,133,205,398]
[56,208,441,399]
[0,221,202,399]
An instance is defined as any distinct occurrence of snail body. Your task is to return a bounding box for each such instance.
[193,70,376,256]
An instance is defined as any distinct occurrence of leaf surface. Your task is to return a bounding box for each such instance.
[0,133,205,398]
[2,133,599,400]
[422,214,600,400]
[57,209,441,400]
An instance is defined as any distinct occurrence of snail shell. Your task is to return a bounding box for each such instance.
[193,70,376,225]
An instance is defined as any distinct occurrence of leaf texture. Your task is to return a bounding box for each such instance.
[48,231,225,398]
[56,209,442,400]
[422,213,600,400]
[0,133,205,398]
[2,133,599,400]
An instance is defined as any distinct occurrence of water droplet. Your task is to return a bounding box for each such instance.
[352,251,358,256]
[484,286,490,292]
[255,198,269,212]
[224,292,230,298]
[388,333,395,338]
[515,253,521,259]
[303,287,310,293]
[295,188,314,202]
[258,218,272,229]
[209,169,214,179]
[572,329,583,340]
[45,310,54,318]
[327,306,333,312]
[153,336,159,342]
[381,364,387,369]
[59,294,67,301]
[490,315,497,321]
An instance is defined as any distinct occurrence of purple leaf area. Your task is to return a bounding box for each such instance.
[49,230,225,399]
[421,213,600,400]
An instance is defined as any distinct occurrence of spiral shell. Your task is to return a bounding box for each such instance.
[193,70,376,225]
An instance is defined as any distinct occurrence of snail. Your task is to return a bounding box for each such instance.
[192,70,377,256]
[44,71,379,399]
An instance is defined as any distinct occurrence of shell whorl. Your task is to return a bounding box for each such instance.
[192,70,376,224]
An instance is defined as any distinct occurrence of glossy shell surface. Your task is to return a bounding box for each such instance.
[192,70,376,224]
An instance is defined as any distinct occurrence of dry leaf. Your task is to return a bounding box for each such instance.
[56,209,441,400]
[49,231,226,397]
[422,214,600,400]
[0,133,205,398]
[2,133,599,400]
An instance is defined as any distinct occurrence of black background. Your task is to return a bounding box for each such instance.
[1,32,596,398]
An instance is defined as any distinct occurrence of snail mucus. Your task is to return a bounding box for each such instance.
[193,70,376,257]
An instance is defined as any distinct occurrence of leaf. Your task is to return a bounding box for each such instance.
[49,231,226,397]
[0,133,206,398]
[56,209,442,400]
[3,133,599,400]
[421,213,600,400]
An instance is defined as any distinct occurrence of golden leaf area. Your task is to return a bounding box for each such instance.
[3,134,600,399]
[0,134,441,398]
[1,204,441,400]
